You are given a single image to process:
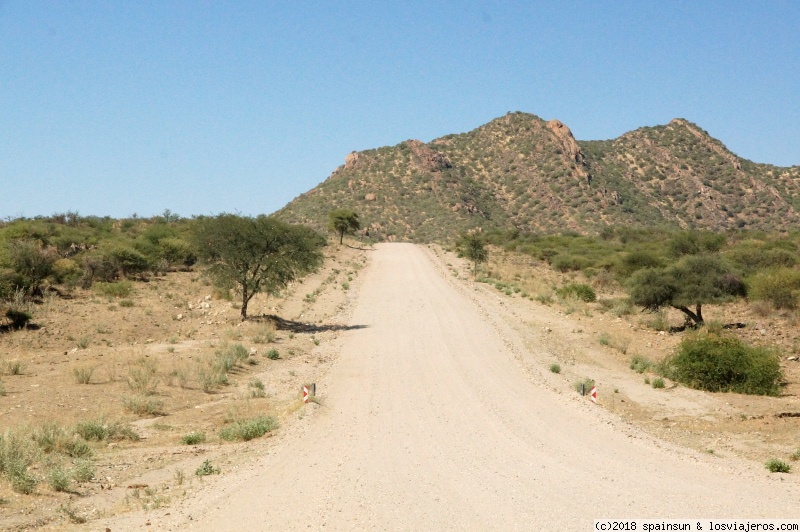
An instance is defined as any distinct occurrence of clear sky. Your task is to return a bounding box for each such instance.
[1,1,798,219]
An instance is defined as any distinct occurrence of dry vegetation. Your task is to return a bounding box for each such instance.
[466,245,800,465]
[278,112,800,240]
[0,240,368,529]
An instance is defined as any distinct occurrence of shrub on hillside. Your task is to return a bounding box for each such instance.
[660,332,782,396]
[51,258,83,287]
[8,239,58,295]
[551,254,591,273]
[556,283,597,302]
[108,246,150,277]
[748,268,800,310]
[615,250,664,279]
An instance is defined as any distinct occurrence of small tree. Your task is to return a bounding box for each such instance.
[8,239,58,296]
[459,233,488,276]
[627,254,744,327]
[193,215,325,320]
[327,209,361,244]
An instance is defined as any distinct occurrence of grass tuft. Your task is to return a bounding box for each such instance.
[181,432,206,445]
[219,415,278,442]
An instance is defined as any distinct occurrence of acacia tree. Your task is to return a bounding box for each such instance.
[193,214,325,320]
[327,209,361,244]
[627,254,745,327]
[458,233,488,276]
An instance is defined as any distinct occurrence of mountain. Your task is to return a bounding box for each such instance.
[276,112,800,241]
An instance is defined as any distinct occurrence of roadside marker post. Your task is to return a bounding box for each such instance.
[589,386,597,404]
[303,385,309,404]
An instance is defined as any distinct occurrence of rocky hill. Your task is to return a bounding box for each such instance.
[276,112,800,241]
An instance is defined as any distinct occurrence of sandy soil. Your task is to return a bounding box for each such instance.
[96,244,800,531]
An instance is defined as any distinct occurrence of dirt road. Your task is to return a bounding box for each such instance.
[106,244,800,530]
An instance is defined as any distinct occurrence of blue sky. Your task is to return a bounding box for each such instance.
[1,1,798,219]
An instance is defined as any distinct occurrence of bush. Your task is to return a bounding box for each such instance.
[765,458,791,473]
[556,283,596,302]
[661,332,783,395]
[574,378,595,395]
[197,365,228,392]
[748,268,800,310]
[252,324,277,344]
[81,253,119,285]
[52,258,83,286]
[629,355,653,374]
[0,432,38,494]
[108,246,150,277]
[46,464,71,492]
[123,395,165,416]
[195,459,220,476]
[549,363,561,374]
[5,309,32,329]
[219,416,278,442]
[248,378,266,398]
[74,419,140,442]
[7,239,58,295]
[615,251,664,279]
[72,458,95,482]
[126,358,159,395]
[72,366,95,384]
[551,254,591,273]
[181,432,206,445]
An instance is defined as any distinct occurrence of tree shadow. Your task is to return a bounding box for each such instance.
[251,314,368,334]
[0,323,41,335]
[344,244,375,251]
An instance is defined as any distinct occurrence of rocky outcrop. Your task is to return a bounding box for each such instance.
[406,140,452,172]
[344,152,360,169]
[546,119,584,165]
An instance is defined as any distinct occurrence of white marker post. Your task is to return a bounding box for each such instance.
[589,386,597,404]
[303,385,309,404]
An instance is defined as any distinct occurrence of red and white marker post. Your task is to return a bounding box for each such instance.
[589,386,597,404]
[303,385,309,404]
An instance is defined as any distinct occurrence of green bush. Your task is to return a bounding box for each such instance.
[556,283,596,302]
[574,378,595,395]
[616,251,664,279]
[629,355,653,374]
[661,332,782,395]
[765,458,791,473]
[551,254,591,273]
[72,458,95,482]
[46,464,71,492]
[195,459,220,476]
[549,363,561,374]
[219,416,278,442]
[0,432,38,494]
[74,419,140,442]
[108,246,150,277]
[51,258,83,286]
[748,268,800,310]
[181,432,206,445]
